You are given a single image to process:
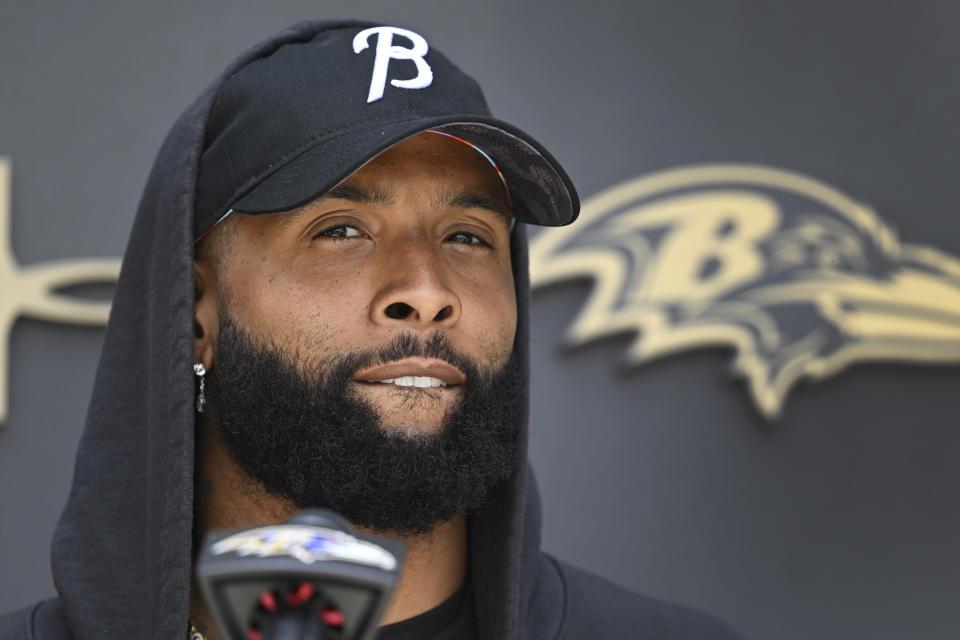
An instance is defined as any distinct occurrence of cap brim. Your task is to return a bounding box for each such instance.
[228,115,578,227]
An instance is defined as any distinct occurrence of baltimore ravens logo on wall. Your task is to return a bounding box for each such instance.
[530,164,960,419]
[0,158,120,427]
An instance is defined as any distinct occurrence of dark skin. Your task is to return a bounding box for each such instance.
[191,133,517,637]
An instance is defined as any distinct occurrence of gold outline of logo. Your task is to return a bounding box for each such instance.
[530,164,960,419]
[0,158,121,426]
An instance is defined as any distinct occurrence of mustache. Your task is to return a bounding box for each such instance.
[297,331,489,389]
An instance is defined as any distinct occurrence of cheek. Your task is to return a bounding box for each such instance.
[496,274,518,345]
[223,256,366,346]
[464,267,517,366]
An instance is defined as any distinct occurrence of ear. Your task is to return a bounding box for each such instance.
[194,259,219,370]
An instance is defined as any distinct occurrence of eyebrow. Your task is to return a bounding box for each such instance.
[324,184,394,205]
[439,189,512,219]
[274,183,398,233]
[325,183,510,220]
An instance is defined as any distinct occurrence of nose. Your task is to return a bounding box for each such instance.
[370,241,462,329]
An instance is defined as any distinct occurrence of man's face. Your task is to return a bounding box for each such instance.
[195,132,522,533]
[211,132,517,430]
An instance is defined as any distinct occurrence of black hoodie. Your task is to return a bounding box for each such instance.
[0,20,743,640]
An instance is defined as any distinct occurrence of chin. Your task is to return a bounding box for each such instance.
[378,420,448,440]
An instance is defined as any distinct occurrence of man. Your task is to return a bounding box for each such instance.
[0,20,742,639]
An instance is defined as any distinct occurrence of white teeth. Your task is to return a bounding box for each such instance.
[366,376,448,388]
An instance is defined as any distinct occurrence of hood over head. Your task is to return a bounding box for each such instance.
[50,19,578,640]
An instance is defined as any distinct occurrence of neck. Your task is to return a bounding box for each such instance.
[373,515,467,625]
[190,416,467,638]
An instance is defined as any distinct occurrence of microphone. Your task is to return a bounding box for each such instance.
[195,510,405,640]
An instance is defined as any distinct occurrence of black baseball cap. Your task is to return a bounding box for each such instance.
[194,21,579,240]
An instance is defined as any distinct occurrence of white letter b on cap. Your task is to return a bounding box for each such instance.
[353,26,433,103]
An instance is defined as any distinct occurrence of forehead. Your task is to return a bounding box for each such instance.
[200,132,513,255]
[252,131,514,233]
[341,131,510,198]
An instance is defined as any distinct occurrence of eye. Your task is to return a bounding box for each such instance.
[446,230,490,247]
[316,224,362,239]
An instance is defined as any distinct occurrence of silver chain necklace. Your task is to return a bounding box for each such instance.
[189,620,206,640]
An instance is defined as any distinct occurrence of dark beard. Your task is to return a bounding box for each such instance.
[208,313,523,535]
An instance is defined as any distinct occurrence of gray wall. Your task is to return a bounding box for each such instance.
[2,2,958,639]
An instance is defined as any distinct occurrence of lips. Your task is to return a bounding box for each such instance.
[352,358,466,389]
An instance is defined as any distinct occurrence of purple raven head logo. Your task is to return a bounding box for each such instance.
[212,524,397,570]
[530,164,960,419]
